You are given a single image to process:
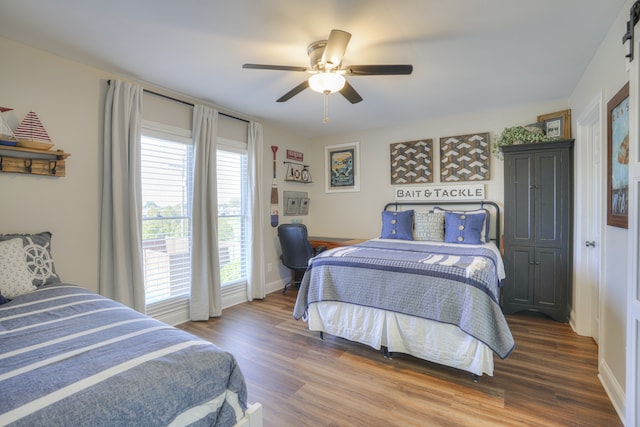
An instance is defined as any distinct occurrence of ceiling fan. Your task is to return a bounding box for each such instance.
[242,29,413,105]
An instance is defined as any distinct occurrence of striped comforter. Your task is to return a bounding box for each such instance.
[0,284,247,427]
[294,239,514,359]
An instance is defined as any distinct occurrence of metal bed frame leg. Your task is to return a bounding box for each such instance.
[472,374,479,383]
[382,346,392,359]
[319,331,324,340]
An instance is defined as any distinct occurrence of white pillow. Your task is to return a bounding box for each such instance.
[0,238,36,298]
[414,211,445,241]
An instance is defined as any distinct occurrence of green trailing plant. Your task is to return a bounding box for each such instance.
[492,126,547,158]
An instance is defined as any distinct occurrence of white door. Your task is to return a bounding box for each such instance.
[575,98,603,341]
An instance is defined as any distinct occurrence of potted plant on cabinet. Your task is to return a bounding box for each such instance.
[492,125,547,159]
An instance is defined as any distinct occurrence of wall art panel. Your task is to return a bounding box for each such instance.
[390,139,433,184]
[440,132,490,181]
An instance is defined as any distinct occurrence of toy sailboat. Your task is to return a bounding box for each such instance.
[14,110,53,150]
[0,107,18,146]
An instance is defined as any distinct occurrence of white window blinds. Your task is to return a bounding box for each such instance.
[217,140,248,286]
[141,130,193,305]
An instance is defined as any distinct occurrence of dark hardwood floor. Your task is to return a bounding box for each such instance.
[178,290,622,427]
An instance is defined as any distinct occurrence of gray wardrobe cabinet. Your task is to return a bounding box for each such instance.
[501,140,573,322]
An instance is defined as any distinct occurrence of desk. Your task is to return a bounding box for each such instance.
[308,236,367,250]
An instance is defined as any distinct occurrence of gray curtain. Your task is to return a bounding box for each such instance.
[190,105,221,320]
[99,80,145,312]
[247,121,266,300]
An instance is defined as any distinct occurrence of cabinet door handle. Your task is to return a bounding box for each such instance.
[585,241,596,247]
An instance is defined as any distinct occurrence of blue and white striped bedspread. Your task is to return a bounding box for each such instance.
[293,239,514,359]
[0,284,247,427]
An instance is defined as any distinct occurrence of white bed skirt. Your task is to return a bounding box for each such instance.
[306,301,494,376]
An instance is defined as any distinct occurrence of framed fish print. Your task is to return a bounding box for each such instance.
[325,142,360,193]
[607,82,629,229]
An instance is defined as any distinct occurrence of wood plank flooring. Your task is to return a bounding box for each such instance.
[178,290,622,427]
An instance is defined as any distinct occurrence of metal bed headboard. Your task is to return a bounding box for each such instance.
[383,200,501,250]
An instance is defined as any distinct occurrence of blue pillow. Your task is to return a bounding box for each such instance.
[444,212,485,244]
[381,210,414,240]
[434,207,490,242]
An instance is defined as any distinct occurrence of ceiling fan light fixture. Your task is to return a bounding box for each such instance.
[308,72,345,94]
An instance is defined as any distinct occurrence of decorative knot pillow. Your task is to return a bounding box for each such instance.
[0,237,37,299]
[380,210,414,240]
[444,212,486,245]
[414,211,445,241]
[0,232,60,287]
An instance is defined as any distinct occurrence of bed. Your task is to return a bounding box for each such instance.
[0,233,262,427]
[293,201,514,379]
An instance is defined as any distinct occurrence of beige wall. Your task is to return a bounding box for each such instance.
[0,36,305,293]
[0,38,104,289]
[301,100,568,239]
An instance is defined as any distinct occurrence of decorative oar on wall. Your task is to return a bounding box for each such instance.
[271,145,279,227]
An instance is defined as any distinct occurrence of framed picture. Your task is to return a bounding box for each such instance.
[283,191,309,216]
[299,198,310,215]
[607,82,629,229]
[325,142,360,193]
[285,197,300,215]
[537,109,572,139]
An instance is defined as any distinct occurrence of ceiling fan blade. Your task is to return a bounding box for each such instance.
[339,81,363,104]
[321,29,351,69]
[243,63,308,72]
[346,64,413,75]
[276,80,310,102]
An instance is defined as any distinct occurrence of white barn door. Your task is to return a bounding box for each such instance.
[627,16,640,427]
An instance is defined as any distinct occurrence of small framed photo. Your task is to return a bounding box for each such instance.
[285,197,299,215]
[325,142,360,193]
[537,109,572,139]
[607,82,629,229]
[299,198,310,215]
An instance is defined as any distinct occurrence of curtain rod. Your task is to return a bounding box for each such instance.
[142,88,250,124]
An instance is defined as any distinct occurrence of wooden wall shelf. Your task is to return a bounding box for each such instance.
[0,145,70,177]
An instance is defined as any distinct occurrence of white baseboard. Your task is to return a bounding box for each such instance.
[158,279,286,326]
[222,282,251,309]
[569,308,577,333]
[223,279,286,307]
[265,279,285,294]
[148,298,190,326]
[598,358,626,424]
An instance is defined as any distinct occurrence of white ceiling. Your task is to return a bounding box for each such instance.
[0,0,624,138]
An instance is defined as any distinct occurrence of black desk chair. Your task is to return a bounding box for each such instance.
[277,223,325,294]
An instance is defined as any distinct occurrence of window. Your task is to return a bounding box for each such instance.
[141,124,249,311]
[217,139,249,287]
[141,125,193,306]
